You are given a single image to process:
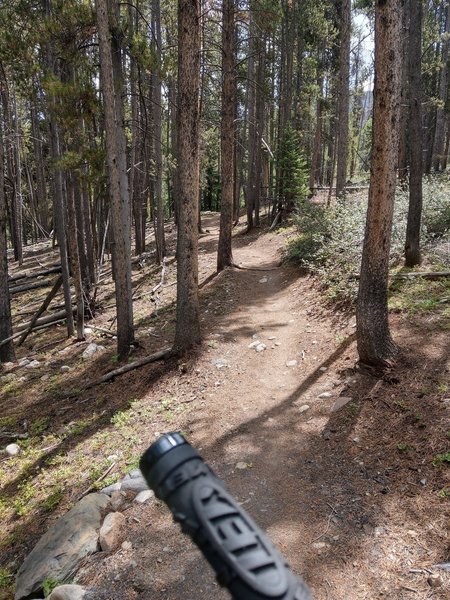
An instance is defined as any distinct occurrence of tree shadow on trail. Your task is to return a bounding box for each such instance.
[0,217,299,570]
[94,332,450,600]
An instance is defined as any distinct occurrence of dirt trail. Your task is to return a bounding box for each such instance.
[69,222,449,599]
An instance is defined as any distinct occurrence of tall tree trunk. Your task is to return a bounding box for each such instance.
[96,0,134,358]
[30,99,49,235]
[168,77,179,224]
[246,8,256,230]
[356,0,402,367]
[397,2,409,183]
[173,0,201,353]
[309,60,323,192]
[335,0,351,198]
[152,0,166,262]
[12,89,24,262]
[44,0,74,337]
[217,0,235,271]
[405,0,423,267]
[0,107,15,362]
[432,1,450,171]
[66,174,85,339]
[48,112,75,337]
[253,46,265,225]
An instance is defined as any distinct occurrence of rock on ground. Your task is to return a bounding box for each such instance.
[5,443,21,456]
[99,512,126,552]
[82,343,105,360]
[14,493,110,600]
[48,585,87,600]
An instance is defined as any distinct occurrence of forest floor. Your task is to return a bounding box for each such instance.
[1,213,450,600]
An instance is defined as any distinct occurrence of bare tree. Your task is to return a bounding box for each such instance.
[356,0,403,367]
[0,108,15,362]
[405,0,423,267]
[217,0,235,271]
[335,0,351,198]
[173,0,201,353]
[96,0,134,358]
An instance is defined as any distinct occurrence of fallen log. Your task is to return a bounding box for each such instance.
[0,318,68,348]
[18,275,63,346]
[10,280,52,295]
[14,308,76,333]
[86,347,172,388]
[87,325,116,337]
[8,264,61,283]
[393,271,450,280]
[352,271,450,281]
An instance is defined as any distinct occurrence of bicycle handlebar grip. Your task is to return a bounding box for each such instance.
[139,432,312,600]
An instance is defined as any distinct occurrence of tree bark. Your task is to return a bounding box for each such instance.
[96,0,134,358]
[30,97,49,235]
[152,0,166,263]
[397,2,409,184]
[173,0,201,353]
[0,106,15,362]
[335,0,351,198]
[217,0,235,271]
[356,0,402,367]
[66,174,85,339]
[404,0,423,267]
[432,1,450,171]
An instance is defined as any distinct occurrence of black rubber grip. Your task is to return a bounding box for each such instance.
[140,433,312,600]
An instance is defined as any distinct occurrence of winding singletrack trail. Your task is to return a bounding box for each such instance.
[76,218,449,600]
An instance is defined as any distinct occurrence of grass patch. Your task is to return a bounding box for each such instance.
[0,568,13,589]
[432,451,450,466]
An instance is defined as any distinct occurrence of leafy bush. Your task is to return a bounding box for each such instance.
[287,177,450,304]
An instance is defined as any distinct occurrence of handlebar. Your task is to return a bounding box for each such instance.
[139,432,312,600]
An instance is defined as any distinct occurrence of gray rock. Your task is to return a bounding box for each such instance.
[19,358,30,367]
[121,477,148,492]
[60,366,71,373]
[110,491,126,511]
[312,542,329,550]
[286,360,297,367]
[298,405,310,413]
[134,490,155,504]
[0,373,15,383]
[258,277,268,283]
[100,482,121,495]
[82,343,105,360]
[255,343,266,353]
[128,468,142,479]
[48,585,87,600]
[318,391,333,398]
[331,396,352,412]
[25,360,41,369]
[40,374,50,382]
[5,443,21,456]
[247,341,260,349]
[15,493,110,600]
[99,512,126,552]
[211,358,228,369]
[427,573,443,588]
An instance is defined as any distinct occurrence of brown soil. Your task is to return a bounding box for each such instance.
[1,214,449,600]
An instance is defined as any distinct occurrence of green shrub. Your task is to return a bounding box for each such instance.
[288,177,450,304]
